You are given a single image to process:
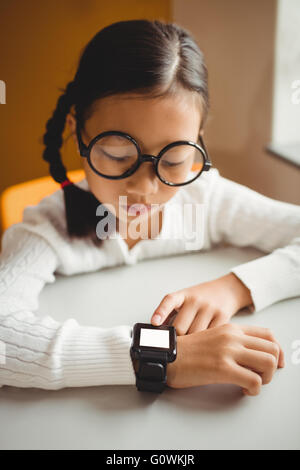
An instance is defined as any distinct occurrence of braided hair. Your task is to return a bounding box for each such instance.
[42,19,210,245]
[42,80,102,243]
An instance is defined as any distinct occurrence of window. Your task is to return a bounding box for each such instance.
[267,0,300,167]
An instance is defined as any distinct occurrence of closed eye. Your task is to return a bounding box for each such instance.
[102,149,130,161]
[162,160,185,167]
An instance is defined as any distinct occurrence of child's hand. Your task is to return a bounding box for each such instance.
[166,324,285,392]
[150,272,285,369]
[151,273,254,334]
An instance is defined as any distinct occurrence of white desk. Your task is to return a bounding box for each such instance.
[0,245,299,450]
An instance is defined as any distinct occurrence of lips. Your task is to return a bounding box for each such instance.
[128,204,152,209]
[121,203,152,216]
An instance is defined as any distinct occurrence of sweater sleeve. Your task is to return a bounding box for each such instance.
[206,170,300,312]
[0,224,136,390]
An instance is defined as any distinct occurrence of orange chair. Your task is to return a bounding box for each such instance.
[0,169,85,232]
[0,163,204,232]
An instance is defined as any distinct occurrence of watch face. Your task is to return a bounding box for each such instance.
[140,328,170,348]
[131,323,177,361]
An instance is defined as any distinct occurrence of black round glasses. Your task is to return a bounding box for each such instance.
[76,123,212,187]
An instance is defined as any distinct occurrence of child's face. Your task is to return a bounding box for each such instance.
[66,91,203,225]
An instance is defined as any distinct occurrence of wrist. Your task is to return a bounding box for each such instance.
[166,336,182,388]
[166,360,177,388]
[224,272,253,311]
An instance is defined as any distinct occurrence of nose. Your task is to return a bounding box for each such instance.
[126,161,159,198]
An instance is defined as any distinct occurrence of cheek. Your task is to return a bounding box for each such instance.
[93,180,127,207]
[93,180,118,203]
[84,168,114,203]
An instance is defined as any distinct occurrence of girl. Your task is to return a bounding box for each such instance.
[0,19,299,395]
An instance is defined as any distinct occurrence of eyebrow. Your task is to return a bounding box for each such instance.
[82,128,200,149]
[83,129,199,148]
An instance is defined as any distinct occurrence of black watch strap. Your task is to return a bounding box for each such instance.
[136,351,168,393]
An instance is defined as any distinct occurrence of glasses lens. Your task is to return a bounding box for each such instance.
[157,144,205,185]
[90,134,138,177]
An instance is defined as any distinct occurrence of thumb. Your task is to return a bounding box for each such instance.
[151,292,183,326]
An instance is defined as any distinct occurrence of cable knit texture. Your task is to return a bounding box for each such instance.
[0,168,299,389]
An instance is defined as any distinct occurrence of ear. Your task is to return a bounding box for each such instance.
[66,112,79,152]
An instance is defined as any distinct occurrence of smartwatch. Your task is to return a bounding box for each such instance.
[130,322,177,393]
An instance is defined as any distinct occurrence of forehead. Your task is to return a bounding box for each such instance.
[83,92,202,148]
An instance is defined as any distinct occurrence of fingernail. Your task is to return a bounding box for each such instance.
[152,314,161,325]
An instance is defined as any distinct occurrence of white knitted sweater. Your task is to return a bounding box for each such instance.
[0,168,299,389]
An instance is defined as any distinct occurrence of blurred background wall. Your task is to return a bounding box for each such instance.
[0,0,172,237]
[0,0,299,238]
[173,0,299,204]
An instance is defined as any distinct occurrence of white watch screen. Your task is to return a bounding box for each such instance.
[140,328,170,348]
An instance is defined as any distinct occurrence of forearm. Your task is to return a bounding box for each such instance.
[0,227,136,389]
[0,302,136,390]
[221,272,254,312]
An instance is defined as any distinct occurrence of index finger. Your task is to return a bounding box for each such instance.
[151,292,185,326]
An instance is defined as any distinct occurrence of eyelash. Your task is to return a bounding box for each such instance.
[102,150,184,167]
[105,152,130,161]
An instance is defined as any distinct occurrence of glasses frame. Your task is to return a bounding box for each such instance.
[76,123,212,187]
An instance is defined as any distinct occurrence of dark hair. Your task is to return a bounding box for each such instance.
[42,19,210,245]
